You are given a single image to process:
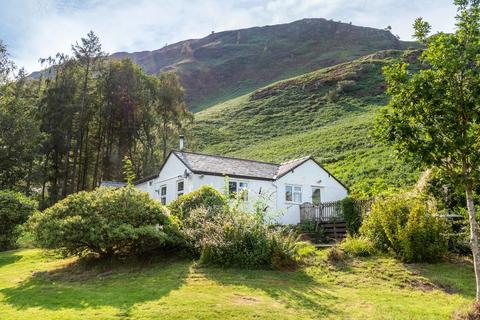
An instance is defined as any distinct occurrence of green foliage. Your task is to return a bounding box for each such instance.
[0,190,37,250]
[360,194,449,262]
[341,197,361,235]
[340,236,376,257]
[193,50,420,198]
[376,0,480,294]
[298,219,317,233]
[167,185,227,219]
[400,205,450,263]
[30,186,180,257]
[376,0,480,213]
[446,217,471,256]
[1,33,192,204]
[0,72,44,192]
[181,208,305,270]
[122,156,136,185]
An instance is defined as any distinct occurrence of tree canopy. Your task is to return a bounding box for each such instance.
[0,33,192,206]
[376,0,480,299]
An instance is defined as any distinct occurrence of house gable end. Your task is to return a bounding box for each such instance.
[275,158,349,192]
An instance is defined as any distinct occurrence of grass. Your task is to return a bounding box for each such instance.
[192,50,420,197]
[0,248,473,319]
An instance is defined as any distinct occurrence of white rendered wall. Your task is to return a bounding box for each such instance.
[136,157,348,225]
[136,154,190,203]
[274,159,348,224]
[190,173,277,213]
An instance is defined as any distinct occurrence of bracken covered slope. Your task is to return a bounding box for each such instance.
[191,50,421,197]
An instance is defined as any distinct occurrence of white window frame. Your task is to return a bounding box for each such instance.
[285,184,302,204]
[159,185,167,205]
[176,180,185,198]
[228,180,249,201]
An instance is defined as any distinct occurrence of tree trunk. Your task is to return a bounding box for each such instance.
[62,127,72,198]
[466,185,480,300]
[80,126,90,190]
[71,62,91,193]
[92,124,104,189]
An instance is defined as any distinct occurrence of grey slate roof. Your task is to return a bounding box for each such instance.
[173,151,280,180]
[276,156,311,178]
[173,151,318,181]
[133,150,348,190]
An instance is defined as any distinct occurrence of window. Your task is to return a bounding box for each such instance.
[285,185,302,203]
[160,185,167,205]
[228,181,248,201]
[177,180,184,198]
[149,181,153,186]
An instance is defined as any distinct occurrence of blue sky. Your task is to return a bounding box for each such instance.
[0,0,456,72]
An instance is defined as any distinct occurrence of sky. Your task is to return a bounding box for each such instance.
[0,0,457,72]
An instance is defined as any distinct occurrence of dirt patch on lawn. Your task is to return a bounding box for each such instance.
[400,276,457,294]
[232,293,262,305]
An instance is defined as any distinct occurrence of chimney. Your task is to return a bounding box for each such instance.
[179,135,185,150]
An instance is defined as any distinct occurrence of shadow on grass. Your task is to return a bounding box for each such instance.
[199,266,340,318]
[405,259,476,299]
[0,252,192,317]
[0,250,22,268]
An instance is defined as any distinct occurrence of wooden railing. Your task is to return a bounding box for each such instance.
[300,199,373,223]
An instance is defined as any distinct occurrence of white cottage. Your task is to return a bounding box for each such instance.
[134,147,348,225]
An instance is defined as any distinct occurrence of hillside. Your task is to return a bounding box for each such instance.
[112,18,415,111]
[191,50,421,197]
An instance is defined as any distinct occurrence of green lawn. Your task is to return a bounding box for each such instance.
[0,249,473,319]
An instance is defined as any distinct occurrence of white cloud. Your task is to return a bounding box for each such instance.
[0,0,456,72]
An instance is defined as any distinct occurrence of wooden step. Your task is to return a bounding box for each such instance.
[319,222,346,227]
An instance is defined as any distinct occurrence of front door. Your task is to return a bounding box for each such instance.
[312,187,321,206]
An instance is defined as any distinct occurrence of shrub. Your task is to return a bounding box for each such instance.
[298,219,316,232]
[446,216,471,255]
[340,236,376,257]
[182,207,307,270]
[0,190,38,250]
[30,186,180,257]
[400,206,449,262]
[168,185,226,219]
[360,194,449,262]
[341,197,361,235]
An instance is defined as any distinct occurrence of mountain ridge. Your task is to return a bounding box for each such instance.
[109,18,417,111]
